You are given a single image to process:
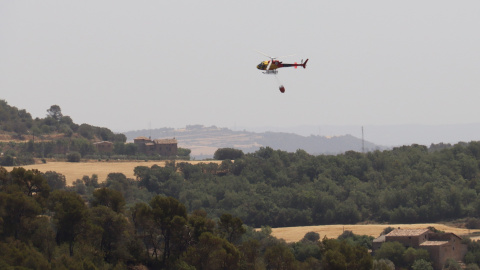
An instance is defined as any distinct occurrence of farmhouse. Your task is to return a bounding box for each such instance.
[133,136,178,156]
[372,228,467,270]
[93,141,114,153]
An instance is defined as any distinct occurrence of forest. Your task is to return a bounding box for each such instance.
[128,143,480,228]
[0,166,378,269]
[4,141,480,268]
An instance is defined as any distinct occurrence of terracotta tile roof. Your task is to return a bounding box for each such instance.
[154,139,177,144]
[134,136,150,140]
[93,141,113,145]
[429,233,462,241]
[373,235,386,243]
[420,241,449,246]
[386,229,430,237]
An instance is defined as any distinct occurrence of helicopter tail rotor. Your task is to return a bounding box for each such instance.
[302,59,309,69]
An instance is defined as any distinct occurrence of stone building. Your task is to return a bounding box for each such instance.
[372,228,467,270]
[133,137,178,156]
[93,141,114,153]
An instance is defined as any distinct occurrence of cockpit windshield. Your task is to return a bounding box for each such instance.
[257,62,266,69]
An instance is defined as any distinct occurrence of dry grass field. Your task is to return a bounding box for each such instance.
[270,223,480,243]
[4,160,221,185]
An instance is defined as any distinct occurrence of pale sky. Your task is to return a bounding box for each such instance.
[2,1,480,135]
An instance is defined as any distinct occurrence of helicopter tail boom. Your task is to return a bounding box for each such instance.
[302,59,309,69]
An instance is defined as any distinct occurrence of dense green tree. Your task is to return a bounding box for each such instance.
[214,148,244,160]
[217,213,246,243]
[403,247,431,268]
[0,190,42,240]
[89,205,131,263]
[67,151,81,162]
[373,259,395,270]
[9,167,49,199]
[91,187,126,213]
[46,104,63,121]
[177,147,191,157]
[412,259,433,270]
[375,241,406,267]
[149,196,187,266]
[263,243,296,270]
[187,209,215,242]
[48,190,88,256]
[181,232,241,270]
[0,238,50,270]
[321,238,372,270]
[42,171,66,190]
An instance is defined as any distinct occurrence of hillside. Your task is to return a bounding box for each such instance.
[0,100,128,165]
[124,125,383,158]
[0,100,126,143]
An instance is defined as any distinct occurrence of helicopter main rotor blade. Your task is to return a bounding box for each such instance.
[276,54,296,59]
[255,50,274,59]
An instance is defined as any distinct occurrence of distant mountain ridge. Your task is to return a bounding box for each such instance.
[123,125,382,159]
[243,124,480,147]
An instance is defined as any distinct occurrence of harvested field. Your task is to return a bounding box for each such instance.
[270,223,480,243]
[3,160,221,185]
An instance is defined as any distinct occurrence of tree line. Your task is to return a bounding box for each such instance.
[124,142,480,228]
[0,100,126,142]
[0,166,379,269]
[0,102,192,165]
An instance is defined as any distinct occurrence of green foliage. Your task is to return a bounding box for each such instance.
[321,238,373,270]
[403,247,431,269]
[466,264,480,270]
[48,190,88,256]
[412,259,433,270]
[217,213,246,243]
[373,259,395,270]
[337,230,374,249]
[42,171,66,191]
[263,243,296,269]
[214,147,244,160]
[67,152,81,162]
[91,187,126,213]
[0,100,33,134]
[0,238,50,269]
[126,141,480,227]
[444,258,462,270]
[0,102,126,162]
[303,231,320,242]
[177,147,191,158]
[292,237,321,262]
[375,241,406,267]
[182,232,241,270]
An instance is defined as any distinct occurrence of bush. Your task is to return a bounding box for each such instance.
[67,152,81,162]
[466,218,480,229]
[0,155,15,166]
[214,148,244,160]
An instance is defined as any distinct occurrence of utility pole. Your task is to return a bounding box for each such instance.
[362,126,365,153]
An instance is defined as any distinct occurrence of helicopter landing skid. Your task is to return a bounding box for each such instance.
[263,70,278,75]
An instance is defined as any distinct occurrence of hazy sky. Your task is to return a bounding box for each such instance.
[2,1,480,134]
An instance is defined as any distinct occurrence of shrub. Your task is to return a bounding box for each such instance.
[67,152,81,162]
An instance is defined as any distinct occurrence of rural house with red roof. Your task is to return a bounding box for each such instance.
[372,228,467,270]
[133,137,177,156]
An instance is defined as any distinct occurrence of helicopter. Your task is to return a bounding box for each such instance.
[256,51,308,93]
[256,58,309,74]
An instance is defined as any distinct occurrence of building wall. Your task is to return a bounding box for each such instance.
[134,137,178,156]
[94,141,113,153]
[155,143,177,156]
[385,231,429,247]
